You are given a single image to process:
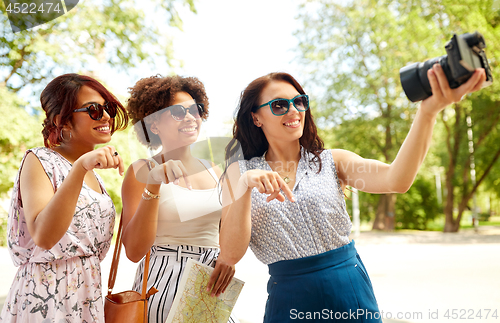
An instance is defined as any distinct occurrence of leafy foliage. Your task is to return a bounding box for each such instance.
[1,0,195,94]
[0,0,196,245]
[0,87,43,195]
[296,0,500,231]
[396,176,441,230]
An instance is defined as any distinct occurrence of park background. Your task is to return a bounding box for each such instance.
[1,0,500,322]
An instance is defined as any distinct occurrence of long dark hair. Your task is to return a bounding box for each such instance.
[225,72,324,170]
[41,73,128,148]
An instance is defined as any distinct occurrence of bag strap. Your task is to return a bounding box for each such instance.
[107,157,167,295]
[107,211,151,298]
[141,245,151,299]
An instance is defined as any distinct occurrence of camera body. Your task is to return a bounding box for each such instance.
[400,32,493,102]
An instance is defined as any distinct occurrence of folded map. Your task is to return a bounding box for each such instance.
[165,258,245,323]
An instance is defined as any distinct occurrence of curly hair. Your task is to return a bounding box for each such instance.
[41,73,128,148]
[127,75,209,149]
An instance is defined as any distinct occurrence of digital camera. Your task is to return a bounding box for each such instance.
[400,31,493,102]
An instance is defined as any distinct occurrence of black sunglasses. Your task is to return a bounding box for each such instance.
[167,103,204,121]
[254,94,309,116]
[73,102,117,120]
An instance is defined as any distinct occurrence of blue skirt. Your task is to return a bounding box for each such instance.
[264,241,381,322]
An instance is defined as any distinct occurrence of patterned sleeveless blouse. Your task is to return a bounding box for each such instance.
[1,147,115,322]
[238,148,352,265]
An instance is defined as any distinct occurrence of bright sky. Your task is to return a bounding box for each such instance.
[112,0,302,138]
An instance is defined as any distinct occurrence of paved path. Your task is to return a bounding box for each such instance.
[352,230,500,323]
[1,229,499,322]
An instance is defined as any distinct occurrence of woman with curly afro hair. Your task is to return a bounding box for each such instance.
[121,75,239,323]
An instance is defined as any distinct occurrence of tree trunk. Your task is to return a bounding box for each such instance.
[443,168,469,232]
[443,105,461,233]
[372,193,397,231]
[372,196,386,230]
[443,123,500,232]
[443,168,459,232]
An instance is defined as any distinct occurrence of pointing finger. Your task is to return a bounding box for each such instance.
[117,155,125,176]
[277,177,295,202]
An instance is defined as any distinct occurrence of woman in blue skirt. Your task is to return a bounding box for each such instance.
[209,66,486,322]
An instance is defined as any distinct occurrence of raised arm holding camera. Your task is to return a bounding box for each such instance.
[215,56,486,321]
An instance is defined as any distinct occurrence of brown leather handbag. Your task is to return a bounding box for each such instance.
[104,213,158,322]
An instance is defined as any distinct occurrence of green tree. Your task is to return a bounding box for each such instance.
[297,0,438,230]
[1,0,195,92]
[0,0,197,244]
[0,87,43,194]
[296,0,500,232]
[0,0,197,195]
[405,0,500,232]
[0,0,197,188]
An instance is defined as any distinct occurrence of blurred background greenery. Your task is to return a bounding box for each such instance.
[297,0,500,233]
[1,0,500,246]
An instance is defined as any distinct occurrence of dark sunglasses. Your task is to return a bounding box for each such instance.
[73,102,117,120]
[167,103,204,121]
[255,94,309,116]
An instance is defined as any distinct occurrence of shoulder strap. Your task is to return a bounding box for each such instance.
[141,158,157,170]
[198,159,218,182]
[107,212,151,297]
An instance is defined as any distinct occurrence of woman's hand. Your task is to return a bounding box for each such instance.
[77,145,124,175]
[147,159,192,189]
[207,257,236,297]
[240,169,295,202]
[421,64,486,116]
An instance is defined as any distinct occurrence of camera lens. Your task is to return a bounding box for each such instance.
[400,32,493,102]
[400,56,448,102]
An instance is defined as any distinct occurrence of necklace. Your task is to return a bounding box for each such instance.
[281,173,292,184]
[264,151,295,184]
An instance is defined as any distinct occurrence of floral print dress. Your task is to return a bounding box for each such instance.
[0,147,115,323]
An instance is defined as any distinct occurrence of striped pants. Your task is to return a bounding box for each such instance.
[132,244,239,323]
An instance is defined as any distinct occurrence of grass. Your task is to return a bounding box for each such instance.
[358,214,500,233]
[460,221,500,230]
[414,214,500,232]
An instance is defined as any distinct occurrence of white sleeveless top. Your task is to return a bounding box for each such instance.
[151,158,221,248]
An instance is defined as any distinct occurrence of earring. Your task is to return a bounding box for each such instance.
[254,120,261,127]
[60,129,72,142]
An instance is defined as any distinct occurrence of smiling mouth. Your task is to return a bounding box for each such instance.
[179,126,197,132]
[95,125,110,131]
[284,120,300,126]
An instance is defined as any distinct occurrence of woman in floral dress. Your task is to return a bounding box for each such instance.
[0,74,128,322]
